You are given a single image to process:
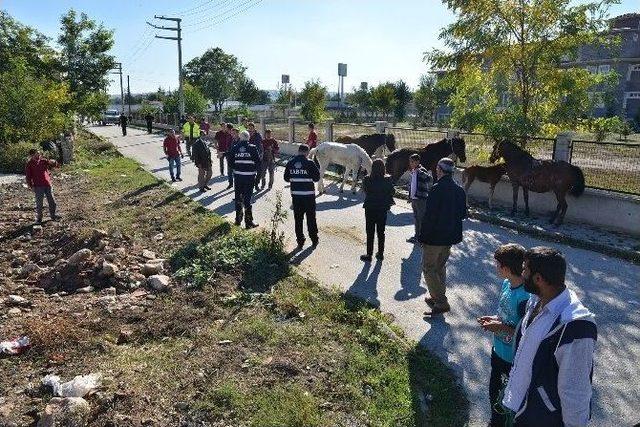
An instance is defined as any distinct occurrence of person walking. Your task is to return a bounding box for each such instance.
[248,122,264,191]
[163,129,183,182]
[200,117,210,135]
[502,247,597,427]
[259,129,279,190]
[306,123,318,149]
[214,123,232,176]
[407,153,432,244]
[419,157,467,316]
[119,113,128,136]
[145,113,154,134]
[229,130,260,228]
[25,149,60,224]
[226,126,240,188]
[192,130,212,193]
[360,159,395,262]
[284,144,320,248]
[181,116,200,158]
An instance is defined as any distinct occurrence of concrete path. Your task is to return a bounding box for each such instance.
[91,125,639,426]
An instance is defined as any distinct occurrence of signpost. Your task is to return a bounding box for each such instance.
[338,63,347,101]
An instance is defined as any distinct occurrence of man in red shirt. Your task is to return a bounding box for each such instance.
[163,129,183,182]
[25,149,60,224]
[214,123,232,176]
[306,122,318,149]
[259,129,280,190]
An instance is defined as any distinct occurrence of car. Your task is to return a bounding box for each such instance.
[101,110,120,125]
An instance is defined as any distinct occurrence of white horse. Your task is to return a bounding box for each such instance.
[309,142,373,194]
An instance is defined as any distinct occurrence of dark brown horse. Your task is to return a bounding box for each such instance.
[461,163,507,209]
[489,140,585,225]
[335,133,396,158]
[385,137,467,183]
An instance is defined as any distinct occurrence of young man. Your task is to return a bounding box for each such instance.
[306,123,318,149]
[214,123,232,176]
[407,153,432,244]
[478,244,530,427]
[163,129,183,182]
[419,158,467,316]
[259,129,280,190]
[119,113,128,136]
[181,116,200,158]
[229,130,260,228]
[145,113,154,134]
[191,130,212,193]
[25,149,60,224]
[284,144,320,248]
[247,122,264,190]
[502,247,597,427]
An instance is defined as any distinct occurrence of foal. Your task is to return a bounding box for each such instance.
[461,163,507,209]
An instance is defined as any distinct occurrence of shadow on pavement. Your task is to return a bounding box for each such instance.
[346,260,382,307]
[395,244,426,301]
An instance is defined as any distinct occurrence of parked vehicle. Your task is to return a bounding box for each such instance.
[101,110,120,125]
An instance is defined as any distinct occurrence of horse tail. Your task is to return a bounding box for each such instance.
[308,147,317,160]
[570,164,585,197]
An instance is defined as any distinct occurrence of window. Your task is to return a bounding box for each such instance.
[628,64,640,81]
[598,64,610,74]
[623,92,640,109]
[587,65,598,74]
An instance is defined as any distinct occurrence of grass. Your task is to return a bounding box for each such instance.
[5,128,468,426]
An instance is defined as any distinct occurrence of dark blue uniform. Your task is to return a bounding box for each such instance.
[284,154,320,246]
[229,140,260,228]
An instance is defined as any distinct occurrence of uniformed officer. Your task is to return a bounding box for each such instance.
[229,130,260,228]
[284,144,320,248]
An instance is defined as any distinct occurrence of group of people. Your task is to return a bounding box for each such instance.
[25,117,597,426]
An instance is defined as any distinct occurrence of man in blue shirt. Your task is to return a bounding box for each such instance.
[478,243,530,427]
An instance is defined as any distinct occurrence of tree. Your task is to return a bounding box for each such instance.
[237,76,269,105]
[346,86,372,119]
[299,80,327,123]
[58,9,115,118]
[393,80,412,123]
[163,82,207,116]
[184,47,245,112]
[413,75,439,125]
[139,100,160,117]
[370,83,397,120]
[426,0,617,140]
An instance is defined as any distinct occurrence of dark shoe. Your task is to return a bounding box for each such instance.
[176,177,183,181]
[50,215,61,221]
[199,188,206,193]
[407,237,417,243]
[311,239,319,247]
[204,185,211,190]
[375,252,384,261]
[226,184,233,189]
[246,223,258,229]
[296,240,305,249]
[360,255,372,262]
[423,305,451,316]
[171,177,176,182]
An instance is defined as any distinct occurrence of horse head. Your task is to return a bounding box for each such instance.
[385,133,396,153]
[489,141,503,164]
[450,136,467,163]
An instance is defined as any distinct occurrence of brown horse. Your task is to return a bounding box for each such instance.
[335,133,396,158]
[385,137,467,183]
[461,163,507,209]
[489,140,585,225]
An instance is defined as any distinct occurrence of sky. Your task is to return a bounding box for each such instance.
[2,0,638,95]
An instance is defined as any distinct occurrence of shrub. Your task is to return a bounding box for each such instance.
[0,141,37,173]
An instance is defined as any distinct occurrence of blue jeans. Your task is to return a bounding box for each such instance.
[168,156,181,179]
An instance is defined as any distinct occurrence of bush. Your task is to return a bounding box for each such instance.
[0,141,37,173]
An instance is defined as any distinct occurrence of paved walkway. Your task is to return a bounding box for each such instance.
[92,125,640,426]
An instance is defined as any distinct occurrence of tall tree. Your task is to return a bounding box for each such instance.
[393,80,412,123]
[370,83,397,120]
[299,80,327,123]
[237,76,269,105]
[413,75,439,125]
[346,86,372,119]
[58,9,114,117]
[163,82,207,116]
[184,47,245,112]
[426,0,616,139]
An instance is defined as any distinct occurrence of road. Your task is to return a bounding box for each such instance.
[92,125,640,426]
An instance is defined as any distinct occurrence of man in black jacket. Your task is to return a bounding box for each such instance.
[145,113,154,134]
[229,130,260,228]
[419,157,467,316]
[192,131,212,193]
[284,144,320,248]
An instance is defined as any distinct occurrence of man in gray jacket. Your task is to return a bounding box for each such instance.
[407,154,432,244]
[502,247,597,427]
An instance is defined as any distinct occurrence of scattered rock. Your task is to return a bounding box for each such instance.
[7,295,31,307]
[37,397,90,427]
[76,286,94,294]
[68,249,92,266]
[142,249,156,260]
[147,275,170,292]
[100,261,118,277]
[117,328,133,345]
[21,262,43,277]
[32,225,43,234]
[7,307,22,316]
[153,233,164,241]
[141,262,164,276]
[114,247,127,257]
[102,287,117,296]
[92,229,108,240]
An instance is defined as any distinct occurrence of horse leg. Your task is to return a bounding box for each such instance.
[340,168,348,193]
[511,184,519,216]
[318,164,325,194]
[463,176,473,206]
[549,192,561,225]
[353,165,362,194]
[555,192,569,226]
[523,188,530,217]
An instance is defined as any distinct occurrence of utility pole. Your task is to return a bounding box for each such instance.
[111,62,124,114]
[147,16,183,118]
[127,75,131,117]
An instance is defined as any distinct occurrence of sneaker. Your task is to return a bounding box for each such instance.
[226,184,233,189]
[171,178,176,182]
[423,305,451,316]
[176,177,183,181]
[407,237,417,243]
[360,255,372,262]
[50,215,62,221]
[246,223,258,229]
[311,239,319,247]
[375,253,384,261]
[199,188,206,193]
[204,185,211,190]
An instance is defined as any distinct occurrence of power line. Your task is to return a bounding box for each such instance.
[184,0,263,33]
[174,0,215,16]
[182,0,244,27]
[178,0,235,17]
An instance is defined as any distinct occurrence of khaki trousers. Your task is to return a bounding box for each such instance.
[197,164,212,189]
[421,244,452,309]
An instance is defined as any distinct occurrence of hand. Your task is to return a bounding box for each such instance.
[478,317,507,333]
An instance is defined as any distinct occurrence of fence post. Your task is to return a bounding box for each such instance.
[325,118,334,142]
[288,116,295,143]
[375,120,387,134]
[446,129,460,139]
[259,116,266,136]
[554,132,573,162]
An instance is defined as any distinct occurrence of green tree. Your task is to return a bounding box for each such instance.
[413,74,446,125]
[139,100,161,116]
[299,80,327,123]
[163,82,207,116]
[427,0,617,140]
[346,86,372,120]
[370,83,397,120]
[58,9,115,118]
[237,76,269,105]
[393,80,412,123]
[184,47,245,112]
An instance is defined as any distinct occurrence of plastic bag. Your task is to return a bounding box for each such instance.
[42,373,102,397]
[0,336,31,355]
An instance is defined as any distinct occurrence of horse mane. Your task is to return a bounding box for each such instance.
[351,143,373,171]
[502,140,535,162]
[424,138,448,149]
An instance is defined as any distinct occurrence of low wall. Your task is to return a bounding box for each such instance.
[277,141,640,236]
